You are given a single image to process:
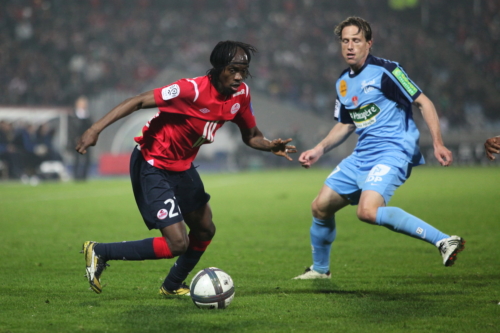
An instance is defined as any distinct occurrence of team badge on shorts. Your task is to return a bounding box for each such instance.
[157,209,168,220]
[366,164,391,183]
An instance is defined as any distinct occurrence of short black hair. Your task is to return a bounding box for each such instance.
[334,16,372,42]
[207,41,257,86]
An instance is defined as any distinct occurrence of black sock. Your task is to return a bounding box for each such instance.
[94,238,157,261]
[162,248,205,290]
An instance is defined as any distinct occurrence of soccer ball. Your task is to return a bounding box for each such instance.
[190,267,235,309]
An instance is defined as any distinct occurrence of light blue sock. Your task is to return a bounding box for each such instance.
[310,216,336,274]
[375,207,449,245]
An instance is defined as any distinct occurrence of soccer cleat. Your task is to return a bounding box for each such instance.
[82,241,109,294]
[159,283,190,297]
[437,235,466,267]
[292,265,331,280]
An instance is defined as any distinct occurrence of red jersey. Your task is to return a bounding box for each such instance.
[134,75,256,172]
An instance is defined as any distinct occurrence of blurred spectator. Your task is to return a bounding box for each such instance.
[0,0,498,128]
[69,96,93,181]
[15,122,41,183]
[0,119,65,182]
[0,120,23,179]
[35,121,63,163]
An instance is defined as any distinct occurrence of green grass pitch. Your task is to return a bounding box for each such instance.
[0,166,499,332]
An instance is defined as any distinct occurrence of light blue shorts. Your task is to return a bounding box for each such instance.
[324,154,412,205]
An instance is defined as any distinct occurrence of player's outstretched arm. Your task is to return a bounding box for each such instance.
[484,136,500,161]
[75,90,157,154]
[413,93,453,166]
[239,126,297,161]
[299,122,355,169]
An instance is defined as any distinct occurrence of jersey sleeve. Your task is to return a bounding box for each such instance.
[334,97,353,124]
[153,79,195,110]
[381,63,422,107]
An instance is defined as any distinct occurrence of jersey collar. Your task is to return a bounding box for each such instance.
[348,54,374,78]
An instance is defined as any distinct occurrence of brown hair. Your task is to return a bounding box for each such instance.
[334,16,372,42]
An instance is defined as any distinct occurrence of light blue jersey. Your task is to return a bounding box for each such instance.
[335,54,425,166]
[307,54,456,277]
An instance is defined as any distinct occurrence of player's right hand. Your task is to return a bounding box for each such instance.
[75,127,99,154]
[298,148,322,169]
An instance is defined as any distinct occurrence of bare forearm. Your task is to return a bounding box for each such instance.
[246,135,273,151]
[240,126,296,160]
[241,126,272,151]
[414,94,444,147]
[315,122,355,154]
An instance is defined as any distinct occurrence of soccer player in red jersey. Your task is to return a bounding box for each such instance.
[76,41,297,295]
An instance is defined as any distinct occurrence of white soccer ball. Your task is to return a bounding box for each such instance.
[190,267,235,309]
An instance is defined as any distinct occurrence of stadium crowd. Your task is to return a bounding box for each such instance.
[0,119,62,181]
[2,0,499,127]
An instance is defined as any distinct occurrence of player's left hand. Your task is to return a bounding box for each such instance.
[434,145,453,166]
[270,138,297,161]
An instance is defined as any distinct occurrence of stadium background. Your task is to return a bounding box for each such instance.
[1,0,499,181]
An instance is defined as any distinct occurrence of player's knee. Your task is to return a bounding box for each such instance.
[356,206,377,224]
[167,236,189,257]
[195,223,216,241]
[311,201,322,219]
[311,200,331,220]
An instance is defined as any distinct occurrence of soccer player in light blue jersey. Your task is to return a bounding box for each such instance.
[293,17,465,280]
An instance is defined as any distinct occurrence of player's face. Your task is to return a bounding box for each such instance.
[340,25,372,72]
[218,48,249,96]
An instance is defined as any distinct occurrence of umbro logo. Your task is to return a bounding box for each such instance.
[199,108,210,114]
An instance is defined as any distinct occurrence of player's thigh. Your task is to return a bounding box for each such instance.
[357,190,385,223]
[130,147,185,230]
[175,164,211,215]
[175,164,214,240]
[360,157,410,206]
[324,157,362,206]
[183,203,215,241]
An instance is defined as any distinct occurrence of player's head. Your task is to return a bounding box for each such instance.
[334,17,373,71]
[207,41,257,96]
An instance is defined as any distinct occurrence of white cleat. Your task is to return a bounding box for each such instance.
[436,235,465,267]
[292,265,331,280]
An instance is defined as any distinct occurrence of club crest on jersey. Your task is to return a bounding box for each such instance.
[352,96,359,107]
[233,89,245,97]
[231,103,240,114]
[157,209,168,220]
[199,108,210,114]
[161,84,180,101]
